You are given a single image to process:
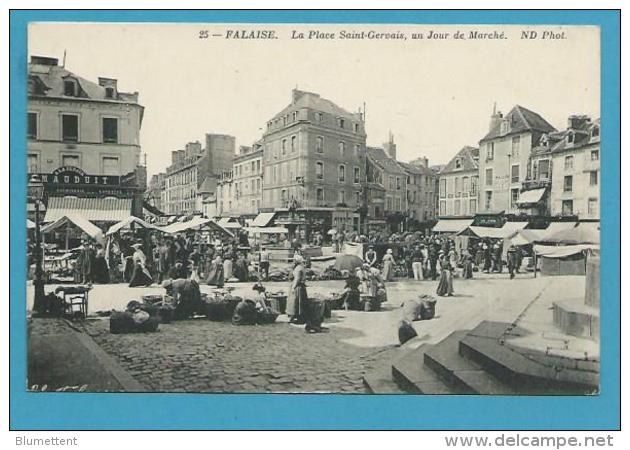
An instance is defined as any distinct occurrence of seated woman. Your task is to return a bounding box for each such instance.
[340,273,361,310]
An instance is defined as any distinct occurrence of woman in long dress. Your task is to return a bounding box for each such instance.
[223,252,234,280]
[381,248,396,281]
[206,254,225,287]
[92,244,110,284]
[286,254,307,324]
[129,243,153,287]
[462,250,474,279]
[436,252,454,297]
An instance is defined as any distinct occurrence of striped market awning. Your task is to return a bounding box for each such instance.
[44,196,132,223]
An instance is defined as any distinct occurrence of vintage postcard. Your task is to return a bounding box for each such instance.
[23,21,604,398]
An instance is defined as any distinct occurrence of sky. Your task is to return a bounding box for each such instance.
[28,23,600,177]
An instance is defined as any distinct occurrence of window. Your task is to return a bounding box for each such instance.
[316,136,324,153]
[500,120,509,134]
[102,117,118,143]
[590,171,598,186]
[338,165,345,182]
[281,139,287,155]
[454,200,461,215]
[387,197,393,211]
[471,176,478,195]
[564,175,573,192]
[485,168,493,186]
[511,136,520,157]
[28,112,37,139]
[462,177,469,193]
[339,141,345,155]
[316,162,324,180]
[538,159,550,180]
[61,114,79,142]
[396,177,401,190]
[273,165,277,183]
[62,154,80,167]
[338,190,346,204]
[567,132,574,144]
[591,150,599,161]
[105,87,114,99]
[292,112,297,122]
[485,191,493,210]
[511,188,519,209]
[455,158,462,169]
[562,200,574,215]
[511,164,520,183]
[454,177,460,194]
[354,123,359,133]
[439,201,446,216]
[256,160,261,173]
[354,167,360,183]
[440,179,447,198]
[338,118,345,129]
[64,80,76,96]
[469,199,477,215]
[27,154,39,173]
[486,142,495,161]
[317,113,324,123]
[281,189,287,202]
[102,156,120,176]
[588,198,598,216]
[592,126,600,138]
[316,188,324,202]
[564,155,574,170]
[355,191,361,206]
[291,135,297,152]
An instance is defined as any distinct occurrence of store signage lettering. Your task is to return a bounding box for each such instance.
[38,166,136,187]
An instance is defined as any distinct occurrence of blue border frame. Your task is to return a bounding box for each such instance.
[9,10,620,430]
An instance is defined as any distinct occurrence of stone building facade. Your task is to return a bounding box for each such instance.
[437,146,480,217]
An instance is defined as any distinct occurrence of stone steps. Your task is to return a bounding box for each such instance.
[391,345,456,394]
[423,330,518,395]
[363,365,408,394]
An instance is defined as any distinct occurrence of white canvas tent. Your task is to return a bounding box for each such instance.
[160,216,233,237]
[41,214,105,245]
[106,216,162,236]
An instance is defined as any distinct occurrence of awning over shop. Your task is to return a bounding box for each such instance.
[432,218,474,233]
[251,212,276,227]
[516,188,546,205]
[542,222,578,239]
[500,222,529,236]
[41,214,104,244]
[44,196,132,223]
[106,216,162,236]
[511,229,548,246]
[545,221,600,245]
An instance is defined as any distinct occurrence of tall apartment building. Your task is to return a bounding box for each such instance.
[27,55,146,222]
[163,134,235,215]
[437,146,480,217]
[401,156,438,223]
[477,105,556,214]
[261,89,367,210]
[229,143,264,216]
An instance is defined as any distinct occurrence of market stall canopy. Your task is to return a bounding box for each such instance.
[543,221,578,238]
[244,226,288,234]
[511,229,548,246]
[516,188,546,205]
[544,221,600,245]
[250,212,276,227]
[432,218,474,233]
[534,244,599,258]
[218,217,242,229]
[43,196,132,223]
[333,254,363,272]
[458,222,526,239]
[106,216,162,236]
[27,219,36,229]
[41,214,104,244]
[160,216,233,237]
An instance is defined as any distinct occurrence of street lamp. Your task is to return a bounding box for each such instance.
[28,174,46,315]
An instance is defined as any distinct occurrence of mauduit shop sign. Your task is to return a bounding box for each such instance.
[39,166,137,186]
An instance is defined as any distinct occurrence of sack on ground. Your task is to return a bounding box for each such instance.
[398,320,418,345]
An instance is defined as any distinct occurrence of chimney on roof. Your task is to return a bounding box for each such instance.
[489,102,503,132]
[411,157,429,168]
[30,56,59,66]
[567,115,591,130]
[383,131,397,160]
[98,77,118,99]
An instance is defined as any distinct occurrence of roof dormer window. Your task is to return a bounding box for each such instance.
[592,125,600,138]
[455,158,462,169]
[338,117,345,129]
[567,132,574,144]
[64,80,77,96]
[105,87,115,99]
[500,120,510,135]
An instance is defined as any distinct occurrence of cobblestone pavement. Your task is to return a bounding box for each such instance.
[81,316,396,393]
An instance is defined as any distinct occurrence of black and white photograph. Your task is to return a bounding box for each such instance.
[25,22,601,396]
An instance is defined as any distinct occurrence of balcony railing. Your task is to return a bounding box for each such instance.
[521,179,551,190]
